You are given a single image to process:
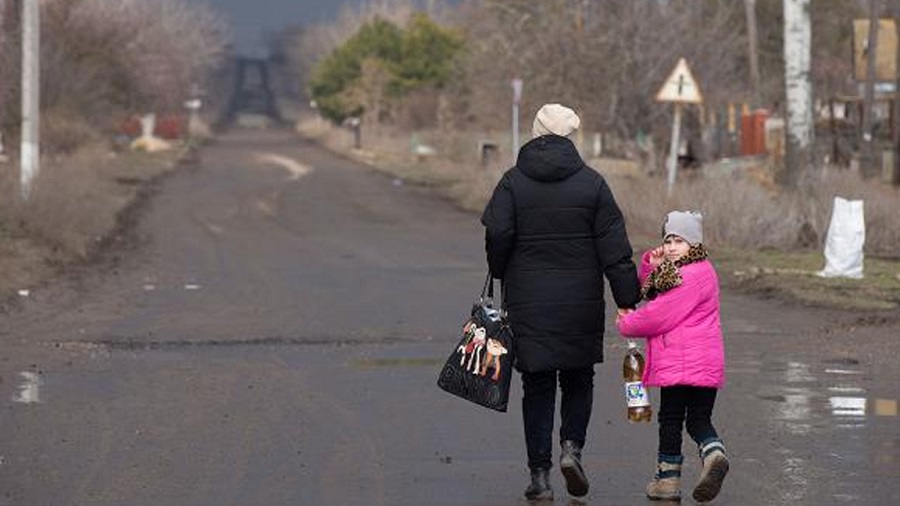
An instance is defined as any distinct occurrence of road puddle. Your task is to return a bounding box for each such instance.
[785,361,815,383]
[875,440,900,476]
[874,399,898,416]
[12,371,41,404]
[749,351,900,503]
[826,395,897,418]
[829,396,866,416]
[737,355,898,423]
[352,357,443,368]
[824,368,864,375]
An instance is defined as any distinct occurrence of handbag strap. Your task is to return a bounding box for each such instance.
[481,270,494,300]
[481,270,506,307]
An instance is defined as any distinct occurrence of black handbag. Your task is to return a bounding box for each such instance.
[437,273,514,412]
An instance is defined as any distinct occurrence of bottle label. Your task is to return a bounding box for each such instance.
[624,381,650,408]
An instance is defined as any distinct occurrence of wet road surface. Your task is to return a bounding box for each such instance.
[0,128,897,505]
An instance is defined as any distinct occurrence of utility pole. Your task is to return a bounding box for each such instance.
[665,103,684,196]
[21,0,40,200]
[861,0,881,179]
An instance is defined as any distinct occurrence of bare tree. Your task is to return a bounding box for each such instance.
[460,1,747,144]
[285,0,869,176]
[0,0,230,154]
[745,0,761,106]
[782,0,814,187]
[37,0,227,113]
[860,0,881,179]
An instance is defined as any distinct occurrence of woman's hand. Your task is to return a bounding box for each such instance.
[648,246,665,268]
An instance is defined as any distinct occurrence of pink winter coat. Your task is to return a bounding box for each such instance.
[616,250,725,388]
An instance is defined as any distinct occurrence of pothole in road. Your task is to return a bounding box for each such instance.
[822,357,861,366]
[351,357,443,368]
[52,335,417,351]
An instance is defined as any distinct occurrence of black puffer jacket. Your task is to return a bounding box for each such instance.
[481,135,640,372]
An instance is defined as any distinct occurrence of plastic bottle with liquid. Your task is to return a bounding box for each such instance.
[623,340,652,422]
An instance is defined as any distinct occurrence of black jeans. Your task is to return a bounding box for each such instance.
[657,385,719,457]
[521,367,594,471]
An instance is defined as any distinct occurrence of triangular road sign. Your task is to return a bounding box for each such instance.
[656,58,703,104]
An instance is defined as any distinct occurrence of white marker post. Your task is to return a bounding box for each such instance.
[511,78,523,163]
[656,58,703,196]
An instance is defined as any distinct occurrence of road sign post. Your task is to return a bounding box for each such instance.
[656,58,703,197]
[666,104,683,193]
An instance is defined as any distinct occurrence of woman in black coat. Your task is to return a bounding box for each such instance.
[481,103,641,502]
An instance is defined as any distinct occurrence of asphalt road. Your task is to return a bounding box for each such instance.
[0,128,897,505]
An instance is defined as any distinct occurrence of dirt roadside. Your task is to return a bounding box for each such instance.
[0,144,195,313]
[295,120,900,320]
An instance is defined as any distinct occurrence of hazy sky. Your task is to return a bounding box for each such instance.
[190,0,364,56]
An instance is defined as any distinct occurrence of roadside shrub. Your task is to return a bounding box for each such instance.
[41,111,104,156]
[309,12,463,124]
[609,168,900,258]
[310,17,404,123]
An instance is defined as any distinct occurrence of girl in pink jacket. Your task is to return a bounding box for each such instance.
[616,210,728,503]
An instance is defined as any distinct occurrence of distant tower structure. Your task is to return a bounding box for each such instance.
[228,57,282,123]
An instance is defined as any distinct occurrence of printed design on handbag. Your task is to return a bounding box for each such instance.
[457,321,486,374]
[480,337,508,381]
[457,320,508,381]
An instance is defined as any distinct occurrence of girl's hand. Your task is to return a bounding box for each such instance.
[648,246,665,268]
[616,308,634,324]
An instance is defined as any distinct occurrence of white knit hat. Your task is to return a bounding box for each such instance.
[663,210,704,245]
[532,103,581,138]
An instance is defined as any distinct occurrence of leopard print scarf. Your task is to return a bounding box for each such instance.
[640,244,709,301]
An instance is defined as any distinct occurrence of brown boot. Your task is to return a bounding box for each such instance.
[646,456,682,502]
[693,440,729,503]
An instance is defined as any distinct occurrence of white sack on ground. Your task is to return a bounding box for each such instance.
[818,196,865,279]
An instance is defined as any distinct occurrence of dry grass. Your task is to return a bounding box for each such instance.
[297,117,504,211]
[610,167,900,258]
[0,145,183,299]
[713,248,900,311]
[299,118,900,259]
[297,119,900,311]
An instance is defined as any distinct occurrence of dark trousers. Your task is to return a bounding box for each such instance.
[521,367,594,470]
[658,385,719,457]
